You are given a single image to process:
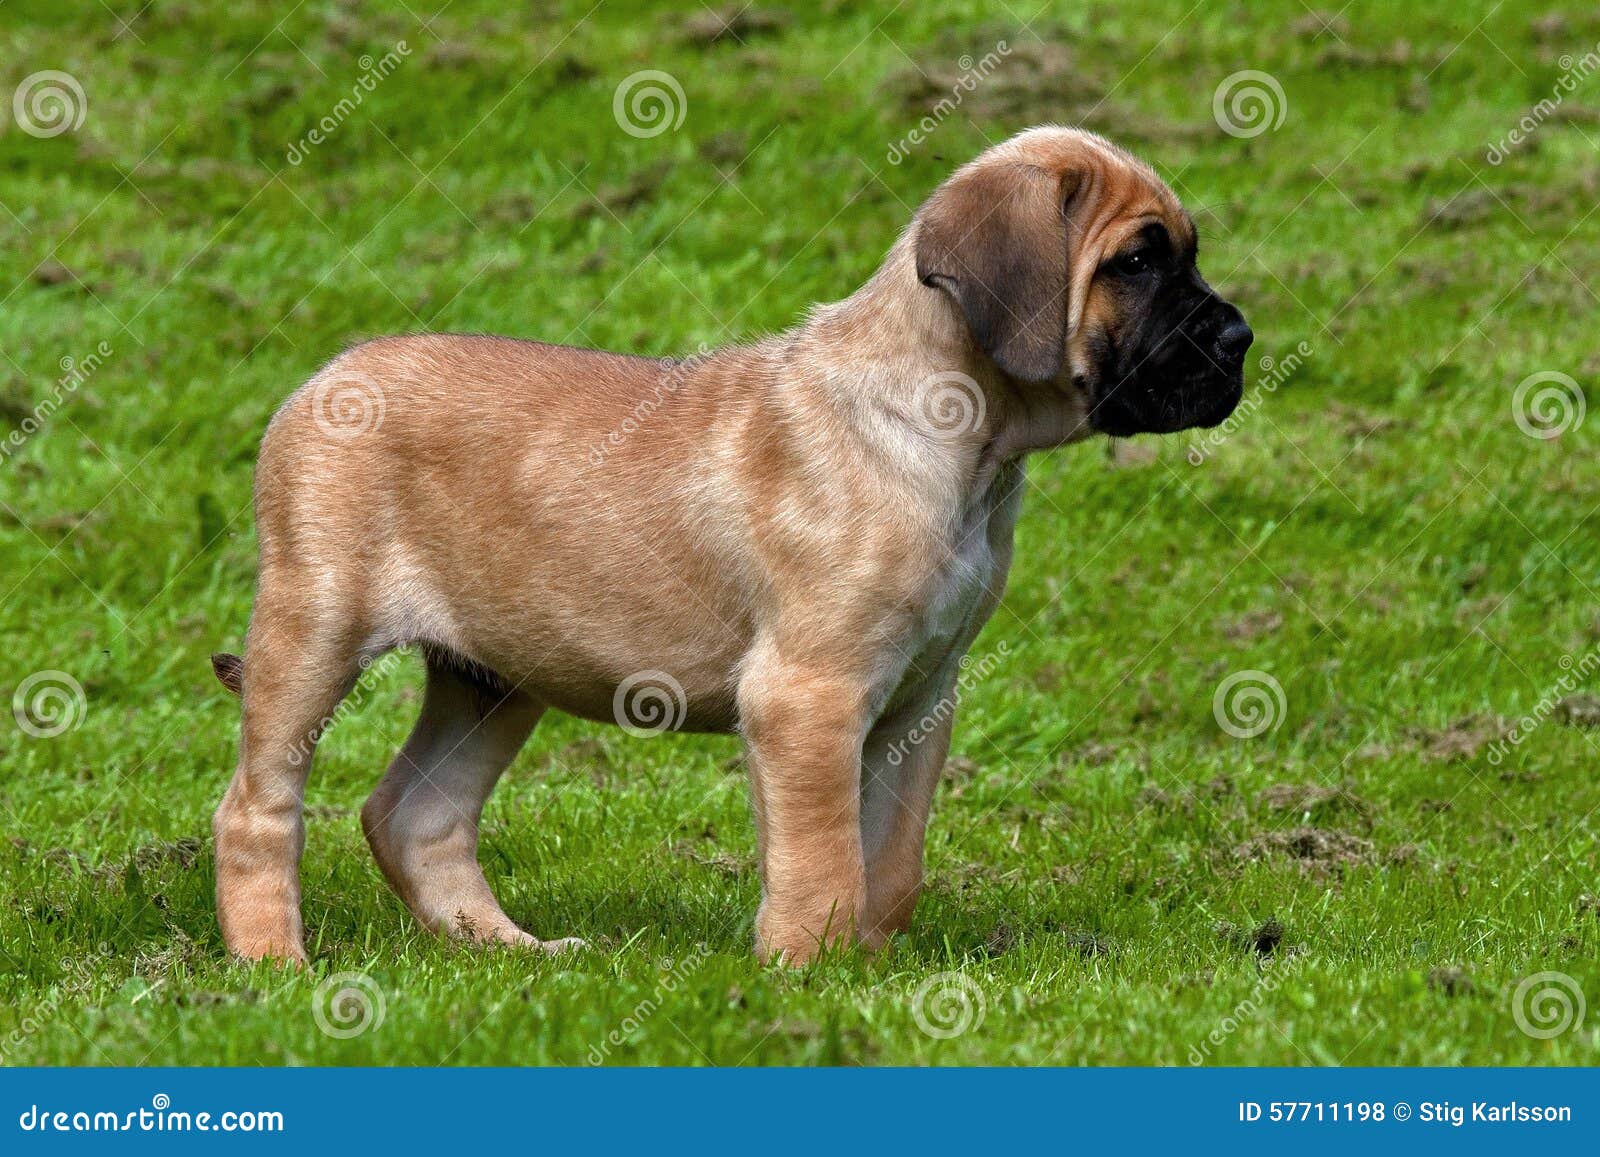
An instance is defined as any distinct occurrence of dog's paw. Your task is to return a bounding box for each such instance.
[534,935,588,955]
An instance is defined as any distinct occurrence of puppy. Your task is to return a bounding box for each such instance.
[211,126,1251,965]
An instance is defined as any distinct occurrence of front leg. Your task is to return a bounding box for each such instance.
[860,699,953,947]
[738,647,871,965]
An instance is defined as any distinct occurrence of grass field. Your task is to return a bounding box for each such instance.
[1,0,1598,1066]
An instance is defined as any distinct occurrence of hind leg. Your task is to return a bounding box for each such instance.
[214,607,362,964]
[361,663,582,952]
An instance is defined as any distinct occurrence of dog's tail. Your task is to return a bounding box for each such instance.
[211,652,244,697]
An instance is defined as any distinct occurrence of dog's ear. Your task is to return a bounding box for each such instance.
[915,163,1084,383]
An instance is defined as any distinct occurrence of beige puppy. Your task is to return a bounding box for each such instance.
[211,126,1251,965]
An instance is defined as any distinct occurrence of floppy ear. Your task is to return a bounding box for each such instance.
[915,163,1082,383]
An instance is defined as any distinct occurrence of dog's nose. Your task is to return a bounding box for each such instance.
[1215,319,1253,365]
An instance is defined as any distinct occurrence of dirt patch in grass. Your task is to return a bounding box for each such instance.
[573,161,674,221]
[680,5,789,46]
[1427,965,1475,996]
[1257,783,1371,822]
[1233,826,1376,870]
[1216,917,1286,956]
[1218,610,1283,640]
[1421,188,1496,230]
[672,840,753,878]
[1556,692,1600,727]
[882,32,1212,145]
[1139,775,1235,815]
[1291,10,1351,39]
[1412,714,1509,761]
[1316,40,1447,71]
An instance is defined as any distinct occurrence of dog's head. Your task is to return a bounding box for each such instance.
[914,126,1251,436]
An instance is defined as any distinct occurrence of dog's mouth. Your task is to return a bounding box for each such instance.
[1087,367,1243,436]
[1084,304,1252,436]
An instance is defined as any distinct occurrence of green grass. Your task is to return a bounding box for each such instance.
[2,0,1599,1065]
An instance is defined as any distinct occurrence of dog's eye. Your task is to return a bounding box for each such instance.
[1106,249,1151,277]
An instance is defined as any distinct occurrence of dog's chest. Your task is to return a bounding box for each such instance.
[882,461,1021,713]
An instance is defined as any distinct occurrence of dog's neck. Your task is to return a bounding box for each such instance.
[793,232,1094,492]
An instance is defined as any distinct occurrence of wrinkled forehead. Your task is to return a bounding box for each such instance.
[1082,150,1195,257]
[1010,130,1195,256]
